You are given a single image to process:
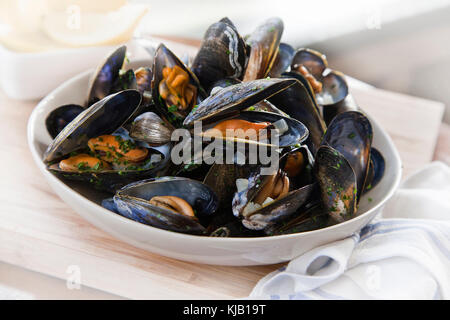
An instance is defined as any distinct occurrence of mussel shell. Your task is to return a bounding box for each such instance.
[86,45,127,107]
[268,75,325,155]
[113,177,219,234]
[111,69,137,93]
[208,78,241,95]
[316,70,349,106]
[43,90,142,163]
[191,17,247,92]
[364,147,385,193]
[183,78,297,127]
[240,111,309,147]
[232,162,317,231]
[322,93,359,125]
[322,111,372,200]
[236,180,317,231]
[265,202,329,236]
[268,43,295,78]
[47,143,170,192]
[314,145,357,222]
[129,112,173,146]
[243,17,284,81]
[280,71,319,110]
[45,104,84,139]
[151,43,206,127]
[135,67,153,94]
[291,48,328,79]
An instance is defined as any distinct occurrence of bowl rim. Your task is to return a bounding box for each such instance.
[27,59,403,244]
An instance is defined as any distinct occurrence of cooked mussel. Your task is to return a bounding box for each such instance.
[109,177,219,235]
[183,78,297,126]
[232,147,316,231]
[152,43,206,127]
[43,90,170,191]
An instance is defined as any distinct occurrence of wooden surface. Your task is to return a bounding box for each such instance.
[0,70,445,299]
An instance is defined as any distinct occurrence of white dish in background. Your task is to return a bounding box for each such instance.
[0,44,117,100]
[0,38,196,101]
[27,59,402,266]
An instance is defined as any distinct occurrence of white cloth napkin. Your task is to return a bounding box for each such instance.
[249,161,450,300]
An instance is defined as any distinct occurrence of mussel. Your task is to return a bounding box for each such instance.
[44,90,170,192]
[191,17,248,92]
[314,111,373,222]
[108,177,219,235]
[232,146,316,231]
[152,43,206,127]
[243,17,284,81]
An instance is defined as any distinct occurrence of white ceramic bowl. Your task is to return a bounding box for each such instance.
[28,59,402,266]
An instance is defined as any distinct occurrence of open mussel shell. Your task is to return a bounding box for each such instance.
[314,145,357,223]
[268,74,325,154]
[47,147,169,192]
[86,45,127,107]
[43,90,142,163]
[191,17,247,92]
[322,111,372,200]
[316,70,349,107]
[151,43,206,127]
[47,128,171,192]
[198,111,309,148]
[232,167,317,231]
[232,146,317,231]
[243,17,284,81]
[268,43,295,78]
[291,48,328,79]
[45,104,84,139]
[112,177,219,235]
[183,78,297,127]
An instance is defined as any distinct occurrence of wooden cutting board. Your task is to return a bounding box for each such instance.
[0,44,444,299]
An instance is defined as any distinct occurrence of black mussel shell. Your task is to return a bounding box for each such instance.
[316,70,349,107]
[322,93,359,125]
[43,90,142,163]
[87,45,127,107]
[314,145,357,222]
[269,75,325,155]
[192,17,247,92]
[291,48,328,79]
[268,43,295,78]
[113,177,219,234]
[364,147,385,193]
[321,111,372,200]
[183,78,297,127]
[45,104,84,139]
